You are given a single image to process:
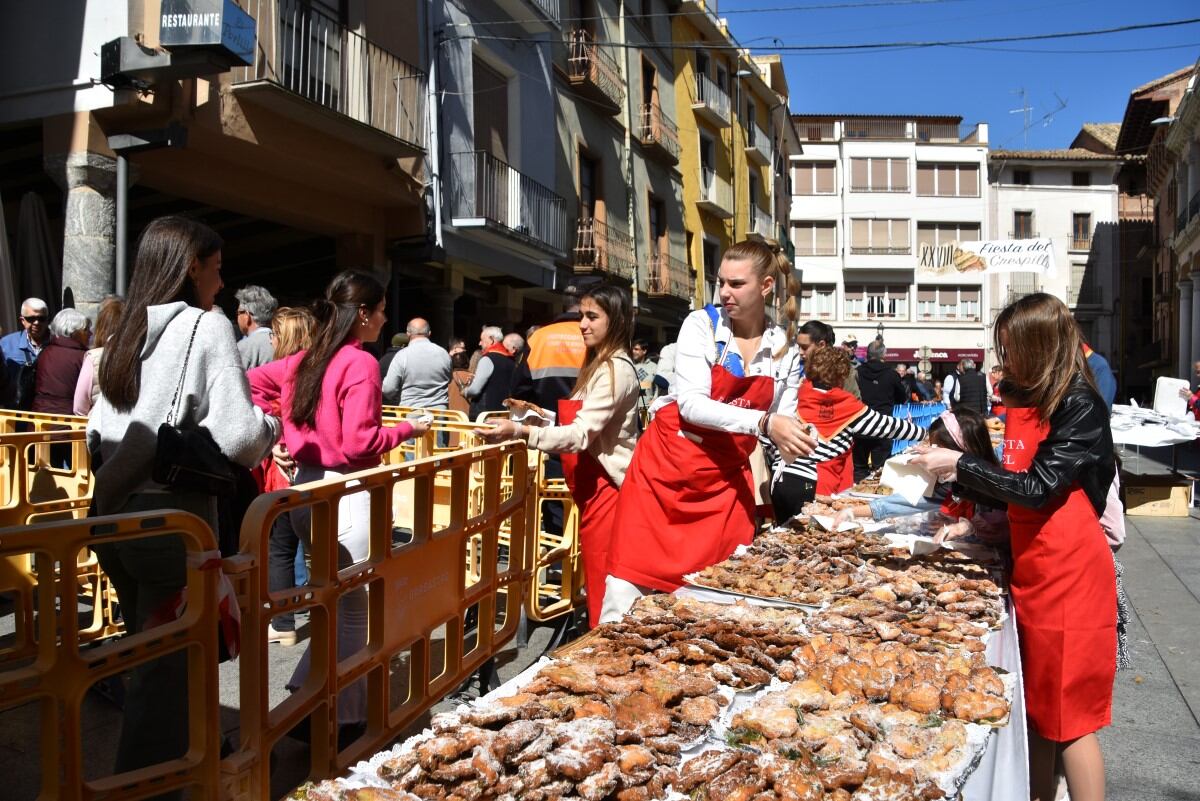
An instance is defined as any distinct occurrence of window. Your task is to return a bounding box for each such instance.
[473,57,509,160]
[1012,211,1035,239]
[850,218,910,254]
[792,221,837,256]
[799,285,837,319]
[702,240,719,303]
[748,174,759,208]
[1070,260,1099,305]
[649,195,667,257]
[915,286,981,321]
[844,285,909,319]
[849,158,908,192]
[1012,169,1032,185]
[916,163,979,197]
[1071,213,1092,250]
[699,134,715,172]
[1072,170,1091,187]
[579,153,599,220]
[916,222,981,250]
[642,58,658,109]
[696,51,709,79]
[794,162,836,195]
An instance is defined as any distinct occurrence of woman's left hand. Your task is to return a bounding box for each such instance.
[909,445,965,480]
[475,420,523,443]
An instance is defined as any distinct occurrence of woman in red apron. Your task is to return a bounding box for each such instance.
[602,241,816,621]
[913,294,1116,801]
[477,285,639,627]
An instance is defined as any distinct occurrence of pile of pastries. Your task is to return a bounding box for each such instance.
[290,581,1010,801]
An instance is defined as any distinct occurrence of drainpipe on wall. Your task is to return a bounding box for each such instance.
[427,2,444,249]
[620,1,639,311]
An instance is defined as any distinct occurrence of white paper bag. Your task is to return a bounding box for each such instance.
[880,454,936,506]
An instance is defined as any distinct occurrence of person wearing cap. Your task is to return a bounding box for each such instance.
[841,334,862,365]
[511,284,587,411]
[377,332,409,382]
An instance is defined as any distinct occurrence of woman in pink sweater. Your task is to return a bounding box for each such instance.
[249,270,429,730]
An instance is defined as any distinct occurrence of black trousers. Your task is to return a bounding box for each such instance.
[852,436,892,482]
[770,474,817,524]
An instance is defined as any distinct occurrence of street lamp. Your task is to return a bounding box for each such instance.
[876,321,885,341]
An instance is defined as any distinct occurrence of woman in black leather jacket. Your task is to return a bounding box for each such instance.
[913,293,1115,801]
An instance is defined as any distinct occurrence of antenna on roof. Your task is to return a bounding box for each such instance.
[1009,88,1033,148]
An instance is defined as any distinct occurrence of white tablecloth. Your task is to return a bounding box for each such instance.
[961,599,1028,801]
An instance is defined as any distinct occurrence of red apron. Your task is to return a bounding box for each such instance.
[608,364,775,592]
[557,398,621,628]
[1004,407,1116,742]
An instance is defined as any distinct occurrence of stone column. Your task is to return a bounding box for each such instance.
[1192,273,1200,377]
[1179,278,1193,378]
[45,151,118,317]
[426,287,461,350]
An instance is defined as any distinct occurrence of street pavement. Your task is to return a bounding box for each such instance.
[1,446,1198,799]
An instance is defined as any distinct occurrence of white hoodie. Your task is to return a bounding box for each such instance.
[87,302,280,515]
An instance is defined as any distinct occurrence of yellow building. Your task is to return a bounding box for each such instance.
[672,1,790,309]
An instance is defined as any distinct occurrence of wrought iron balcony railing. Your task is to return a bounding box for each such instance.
[638,103,680,164]
[646,250,692,300]
[692,72,730,126]
[745,122,771,165]
[449,151,570,255]
[231,0,426,149]
[697,166,733,218]
[572,216,636,281]
[566,30,623,113]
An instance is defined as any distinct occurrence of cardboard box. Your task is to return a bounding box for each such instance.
[1123,474,1192,517]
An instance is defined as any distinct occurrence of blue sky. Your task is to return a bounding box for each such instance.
[714,0,1199,150]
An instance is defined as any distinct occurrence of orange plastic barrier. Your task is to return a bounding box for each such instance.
[525,458,584,622]
[382,405,472,455]
[223,441,536,800]
[0,511,224,801]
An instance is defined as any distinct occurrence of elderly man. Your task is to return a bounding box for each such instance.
[0,297,51,409]
[234,285,278,370]
[383,318,451,408]
[463,326,512,419]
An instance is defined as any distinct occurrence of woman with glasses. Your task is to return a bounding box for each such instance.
[913,293,1116,801]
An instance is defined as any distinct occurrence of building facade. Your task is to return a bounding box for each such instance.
[1164,61,1200,380]
[988,135,1120,361]
[672,1,787,310]
[788,115,990,374]
[1,0,428,317]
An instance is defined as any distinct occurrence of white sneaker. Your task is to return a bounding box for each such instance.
[267,625,298,646]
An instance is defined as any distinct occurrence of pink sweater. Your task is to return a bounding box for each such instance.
[249,339,413,472]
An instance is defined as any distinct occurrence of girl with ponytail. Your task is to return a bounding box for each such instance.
[248,270,429,731]
[602,240,817,622]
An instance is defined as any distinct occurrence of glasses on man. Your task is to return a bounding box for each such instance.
[20,315,47,324]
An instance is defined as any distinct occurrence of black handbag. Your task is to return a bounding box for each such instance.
[152,313,237,497]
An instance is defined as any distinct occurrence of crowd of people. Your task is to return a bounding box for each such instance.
[0,215,1132,801]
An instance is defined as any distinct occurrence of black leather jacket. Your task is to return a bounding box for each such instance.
[954,375,1114,516]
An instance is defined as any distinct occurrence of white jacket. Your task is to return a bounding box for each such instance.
[87,303,280,514]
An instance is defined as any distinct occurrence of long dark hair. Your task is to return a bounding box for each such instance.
[994,292,1096,421]
[928,407,999,466]
[99,216,220,411]
[573,284,635,397]
[290,270,385,428]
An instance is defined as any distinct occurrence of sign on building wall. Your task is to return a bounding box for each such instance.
[917,238,1056,278]
[160,0,254,66]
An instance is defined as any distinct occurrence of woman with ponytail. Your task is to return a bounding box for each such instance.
[601,241,817,621]
[248,270,429,732]
[476,284,639,627]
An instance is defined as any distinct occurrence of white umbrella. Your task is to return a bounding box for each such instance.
[15,192,60,314]
[0,190,19,332]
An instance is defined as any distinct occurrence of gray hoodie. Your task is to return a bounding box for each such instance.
[87,302,280,515]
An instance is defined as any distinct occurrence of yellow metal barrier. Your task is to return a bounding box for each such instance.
[525,456,584,622]
[382,406,472,455]
[0,511,224,801]
[0,409,88,434]
[224,442,536,801]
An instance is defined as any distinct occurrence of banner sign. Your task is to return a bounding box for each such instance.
[853,347,985,363]
[917,238,1056,278]
[160,0,254,66]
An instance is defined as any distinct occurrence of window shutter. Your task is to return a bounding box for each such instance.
[916,164,935,195]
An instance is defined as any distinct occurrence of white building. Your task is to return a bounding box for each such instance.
[988,126,1121,358]
[788,115,991,376]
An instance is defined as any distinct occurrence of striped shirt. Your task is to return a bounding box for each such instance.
[762,403,926,482]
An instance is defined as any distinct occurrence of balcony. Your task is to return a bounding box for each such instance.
[566,30,623,114]
[638,103,680,165]
[843,118,908,140]
[646,250,692,301]
[1009,230,1040,240]
[745,122,771,166]
[849,245,911,256]
[572,216,636,281]
[747,207,774,243]
[794,245,839,257]
[692,73,730,127]
[1069,234,1093,252]
[449,151,570,256]
[1118,193,1154,221]
[916,122,970,143]
[494,0,561,29]
[231,0,427,155]
[798,121,836,142]
[697,167,733,218]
